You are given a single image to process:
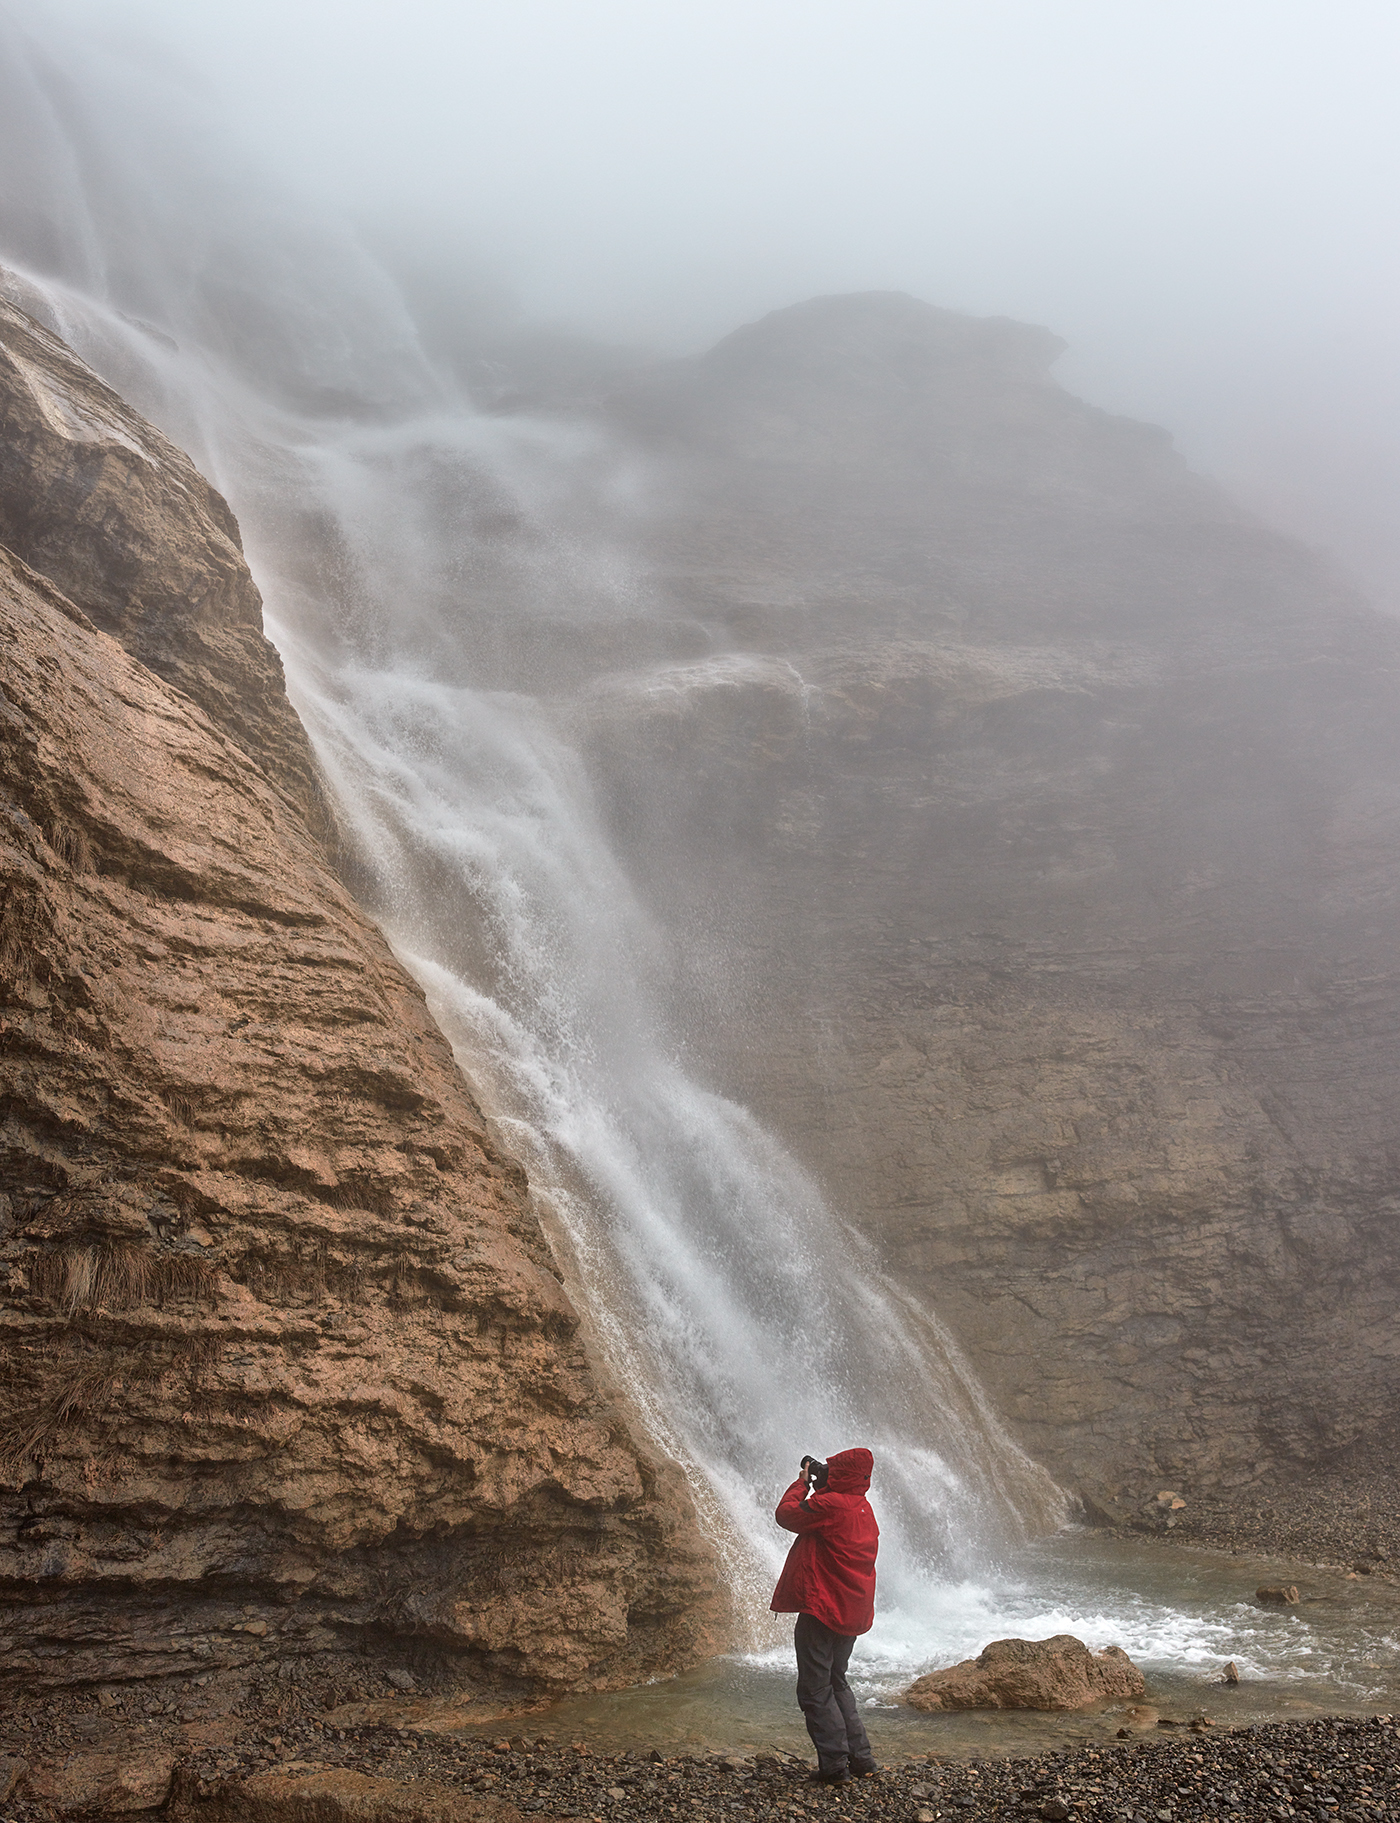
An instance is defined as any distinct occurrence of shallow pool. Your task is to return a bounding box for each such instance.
[478,1531,1400,1760]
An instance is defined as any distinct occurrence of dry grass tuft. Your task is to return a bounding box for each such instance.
[0,1333,225,1471]
[0,878,49,985]
[30,1241,219,1315]
[159,1090,198,1128]
[233,1242,365,1306]
[46,819,93,874]
[324,1177,395,1218]
[0,1347,126,1470]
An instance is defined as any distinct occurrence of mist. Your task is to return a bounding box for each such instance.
[13,0,1400,608]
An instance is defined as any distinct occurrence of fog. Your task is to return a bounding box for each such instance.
[14,0,1398,608]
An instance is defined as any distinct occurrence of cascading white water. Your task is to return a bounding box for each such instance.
[0,14,1070,1658]
[255,426,1073,1616]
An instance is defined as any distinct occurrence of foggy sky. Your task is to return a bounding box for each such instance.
[22,0,1400,607]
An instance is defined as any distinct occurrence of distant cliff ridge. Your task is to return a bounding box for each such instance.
[0,293,719,1706]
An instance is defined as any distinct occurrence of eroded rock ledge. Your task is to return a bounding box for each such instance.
[0,293,719,1708]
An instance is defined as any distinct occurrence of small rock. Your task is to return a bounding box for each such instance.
[606,1786,626,1801]
[1042,1801,1070,1821]
[384,1669,416,1692]
[1219,1661,1240,1684]
[1079,1487,1132,1528]
[1256,1584,1299,1605]
[916,1811,936,1823]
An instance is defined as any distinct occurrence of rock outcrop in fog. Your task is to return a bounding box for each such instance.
[0,294,718,1704]
[0,303,323,830]
[559,293,1400,1497]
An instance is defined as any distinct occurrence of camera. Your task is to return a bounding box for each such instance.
[801,1455,828,1490]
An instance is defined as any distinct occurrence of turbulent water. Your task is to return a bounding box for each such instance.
[3,12,1391,1704]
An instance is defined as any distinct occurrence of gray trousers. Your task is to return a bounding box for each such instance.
[794,1612,875,1775]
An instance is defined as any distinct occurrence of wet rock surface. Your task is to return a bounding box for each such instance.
[0,291,323,828]
[0,292,719,1700]
[1,1707,1396,1821]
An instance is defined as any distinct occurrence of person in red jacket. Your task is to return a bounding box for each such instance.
[770,1447,879,1783]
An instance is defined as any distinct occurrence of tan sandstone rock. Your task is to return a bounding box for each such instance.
[0,294,322,827]
[172,1767,507,1823]
[0,294,719,1704]
[905,1635,1146,1712]
[25,1749,176,1815]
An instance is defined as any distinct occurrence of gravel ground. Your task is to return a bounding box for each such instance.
[1116,1451,1400,1572]
[3,1457,1396,1817]
[7,1710,1397,1822]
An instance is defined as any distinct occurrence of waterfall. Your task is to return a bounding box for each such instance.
[0,12,1067,1661]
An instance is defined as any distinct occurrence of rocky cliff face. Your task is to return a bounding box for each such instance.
[0,299,323,829]
[0,294,718,1709]
[558,294,1400,1499]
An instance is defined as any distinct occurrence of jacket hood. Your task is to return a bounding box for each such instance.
[824,1448,873,1495]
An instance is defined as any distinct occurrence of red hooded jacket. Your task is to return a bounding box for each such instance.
[769,1447,878,1636]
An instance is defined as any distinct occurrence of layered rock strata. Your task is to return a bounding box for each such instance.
[0,297,322,829]
[0,295,718,1704]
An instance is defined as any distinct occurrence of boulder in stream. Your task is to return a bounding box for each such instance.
[905,1634,1146,1711]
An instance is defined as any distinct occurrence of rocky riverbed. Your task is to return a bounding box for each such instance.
[1089,1446,1400,1574]
[1,1709,1397,1821]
